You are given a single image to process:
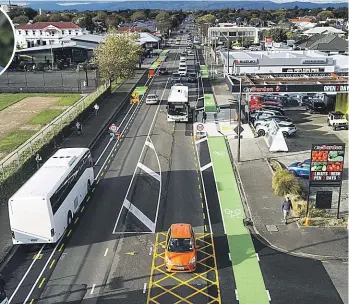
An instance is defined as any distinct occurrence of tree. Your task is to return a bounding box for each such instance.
[76,13,94,32]
[96,11,107,21]
[155,11,172,34]
[317,10,334,21]
[49,13,62,22]
[93,30,142,81]
[130,11,146,22]
[12,15,29,24]
[34,14,49,22]
[264,28,288,42]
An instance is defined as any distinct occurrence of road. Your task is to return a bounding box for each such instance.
[1,23,347,304]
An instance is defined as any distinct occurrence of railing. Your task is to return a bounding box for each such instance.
[0,81,110,182]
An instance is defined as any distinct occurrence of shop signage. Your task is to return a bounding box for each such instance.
[301,59,327,64]
[274,72,329,78]
[232,83,349,93]
[236,59,259,65]
[310,143,345,186]
[281,68,325,73]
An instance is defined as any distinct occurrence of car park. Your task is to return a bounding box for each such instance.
[287,159,311,177]
[145,93,160,105]
[256,121,297,137]
[327,111,349,131]
[253,116,292,127]
[165,223,197,272]
[305,99,327,114]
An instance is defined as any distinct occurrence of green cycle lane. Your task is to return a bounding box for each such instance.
[204,94,216,113]
[207,136,269,304]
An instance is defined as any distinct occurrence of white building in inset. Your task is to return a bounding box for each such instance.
[16,22,88,49]
[208,26,260,46]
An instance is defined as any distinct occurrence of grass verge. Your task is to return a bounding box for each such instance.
[55,94,82,106]
[29,109,64,125]
[0,94,29,111]
[0,130,37,153]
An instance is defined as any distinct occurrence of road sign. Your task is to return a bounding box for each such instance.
[233,125,244,135]
[196,123,205,131]
[109,124,118,132]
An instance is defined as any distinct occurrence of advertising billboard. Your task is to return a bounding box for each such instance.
[310,143,345,186]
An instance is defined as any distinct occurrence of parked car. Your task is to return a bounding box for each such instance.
[145,93,159,105]
[305,100,327,114]
[327,111,349,131]
[165,223,197,272]
[256,121,297,137]
[259,105,285,115]
[287,159,311,177]
[159,67,168,75]
[254,116,292,127]
[250,109,284,123]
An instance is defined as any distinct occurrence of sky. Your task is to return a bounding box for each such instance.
[5,0,349,2]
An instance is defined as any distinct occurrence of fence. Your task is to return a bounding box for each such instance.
[0,81,110,186]
[0,70,100,94]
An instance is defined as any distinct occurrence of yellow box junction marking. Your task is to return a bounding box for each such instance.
[147,232,221,303]
[32,253,43,260]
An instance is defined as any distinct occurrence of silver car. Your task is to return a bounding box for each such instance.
[145,94,159,105]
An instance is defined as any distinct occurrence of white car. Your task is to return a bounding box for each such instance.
[145,94,159,105]
[254,116,292,128]
[178,66,187,76]
[256,121,297,137]
[180,55,187,61]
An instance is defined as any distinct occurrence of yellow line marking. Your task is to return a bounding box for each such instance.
[49,259,55,269]
[32,253,43,260]
[67,229,72,237]
[200,193,202,199]
[198,184,201,190]
[111,154,115,157]
[81,206,85,212]
[74,217,79,224]
[147,233,158,303]
[104,165,108,169]
[107,159,111,163]
[86,196,91,202]
[210,233,222,304]
[203,213,206,219]
[100,172,105,177]
[204,225,207,232]
[38,277,46,289]
[29,299,34,304]
[202,202,204,208]
[92,187,95,192]
[197,176,200,182]
[96,180,100,184]
[58,243,64,252]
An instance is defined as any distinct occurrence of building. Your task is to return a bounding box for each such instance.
[297,34,348,54]
[208,26,260,47]
[16,22,89,49]
[0,4,19,13]
[303,26,345,37]
[219,50,337,74]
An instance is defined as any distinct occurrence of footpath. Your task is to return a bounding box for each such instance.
[202,48,348,260]
[0,58,154,267]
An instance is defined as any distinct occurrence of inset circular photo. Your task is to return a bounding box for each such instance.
[0,8,15,75]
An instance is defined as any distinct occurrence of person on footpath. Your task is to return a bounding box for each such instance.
[281,197,293,224]
[94,103,99,116]
[202,111,207,123]
[35,153,42,170]
[76,121,82,136]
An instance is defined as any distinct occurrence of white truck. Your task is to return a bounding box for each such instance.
[327,111,349,131]
[167,84,189,122]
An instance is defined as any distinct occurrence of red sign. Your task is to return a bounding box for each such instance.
[265,37,273,42]
[310,144,345,185]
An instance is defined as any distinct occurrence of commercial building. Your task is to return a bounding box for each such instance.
[219,50,344,74]
[208,25,260,47]
[16,22,89,49]
[303,26,345,37]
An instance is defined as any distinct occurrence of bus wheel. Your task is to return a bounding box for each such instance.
[87,180,92,193]
[67,211,73,227]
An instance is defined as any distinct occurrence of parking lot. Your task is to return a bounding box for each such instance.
[0,70,99,93]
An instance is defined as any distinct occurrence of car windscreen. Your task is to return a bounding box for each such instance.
[179,67,186,71]
[314,102,325,107]
[168,238,193,252]
[333,114,344,119]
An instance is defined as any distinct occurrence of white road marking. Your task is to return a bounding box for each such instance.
[143,283,147,294]
[9,245,45,303]
[138,162,161,182]
[256,253,260,261]
[200,162,212,172]
[104,248,109,257]
[149,246,153,256]
[228,253,231,261]
[127,201,156,232]
[90,284,96,294]
[23,237,64,303]
[145,140,155,150]
[266,290,271,301]
[195,137,208,144]
[235,289,239,300]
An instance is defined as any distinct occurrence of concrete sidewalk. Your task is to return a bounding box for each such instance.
[0,67,149,267]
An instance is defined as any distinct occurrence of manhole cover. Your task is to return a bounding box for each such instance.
[266,224,279,232]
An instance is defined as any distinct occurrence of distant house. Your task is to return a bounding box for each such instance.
[16,22,88,49]
[289,17,315,23]
[303,26,345,37]
[297,34,348,54]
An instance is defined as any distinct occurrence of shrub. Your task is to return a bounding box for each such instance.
[272,168,302,196]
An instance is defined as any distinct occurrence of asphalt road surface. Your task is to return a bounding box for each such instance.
[1,28,346,304]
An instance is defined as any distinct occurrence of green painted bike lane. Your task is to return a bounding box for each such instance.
[207,136,269,304]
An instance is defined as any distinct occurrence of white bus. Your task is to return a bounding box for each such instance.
[8,148,94,244]
[167,84,189,122]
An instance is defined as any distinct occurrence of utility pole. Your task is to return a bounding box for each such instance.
[237,77,242,162]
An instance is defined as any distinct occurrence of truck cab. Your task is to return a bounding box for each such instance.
[327,111,349,131]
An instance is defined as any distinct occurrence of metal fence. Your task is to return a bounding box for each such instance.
[0,70,101,94]
[0,81,110,184]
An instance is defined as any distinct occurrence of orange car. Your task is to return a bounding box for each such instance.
[165,223,197,272]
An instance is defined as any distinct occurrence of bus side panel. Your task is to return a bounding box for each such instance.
[53,167,94,241]
[9,198,53,244]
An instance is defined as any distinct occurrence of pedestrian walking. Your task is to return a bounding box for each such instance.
[202,111,207,123]
[281,197,293,224]
[32,64,36,74]
[94,103,99,116]
[35,153,42,170]
[195,110,198,122]
[76,121,82,136]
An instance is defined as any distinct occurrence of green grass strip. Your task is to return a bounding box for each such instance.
[29,109,64,125]
[55,94,81,106]
[204,94,216,113]
[200,65,209,78]
[0,94,29,111]
[0,130,37,153]
[208,136,269,304]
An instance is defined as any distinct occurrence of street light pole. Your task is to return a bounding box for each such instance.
[237,77,242,162]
